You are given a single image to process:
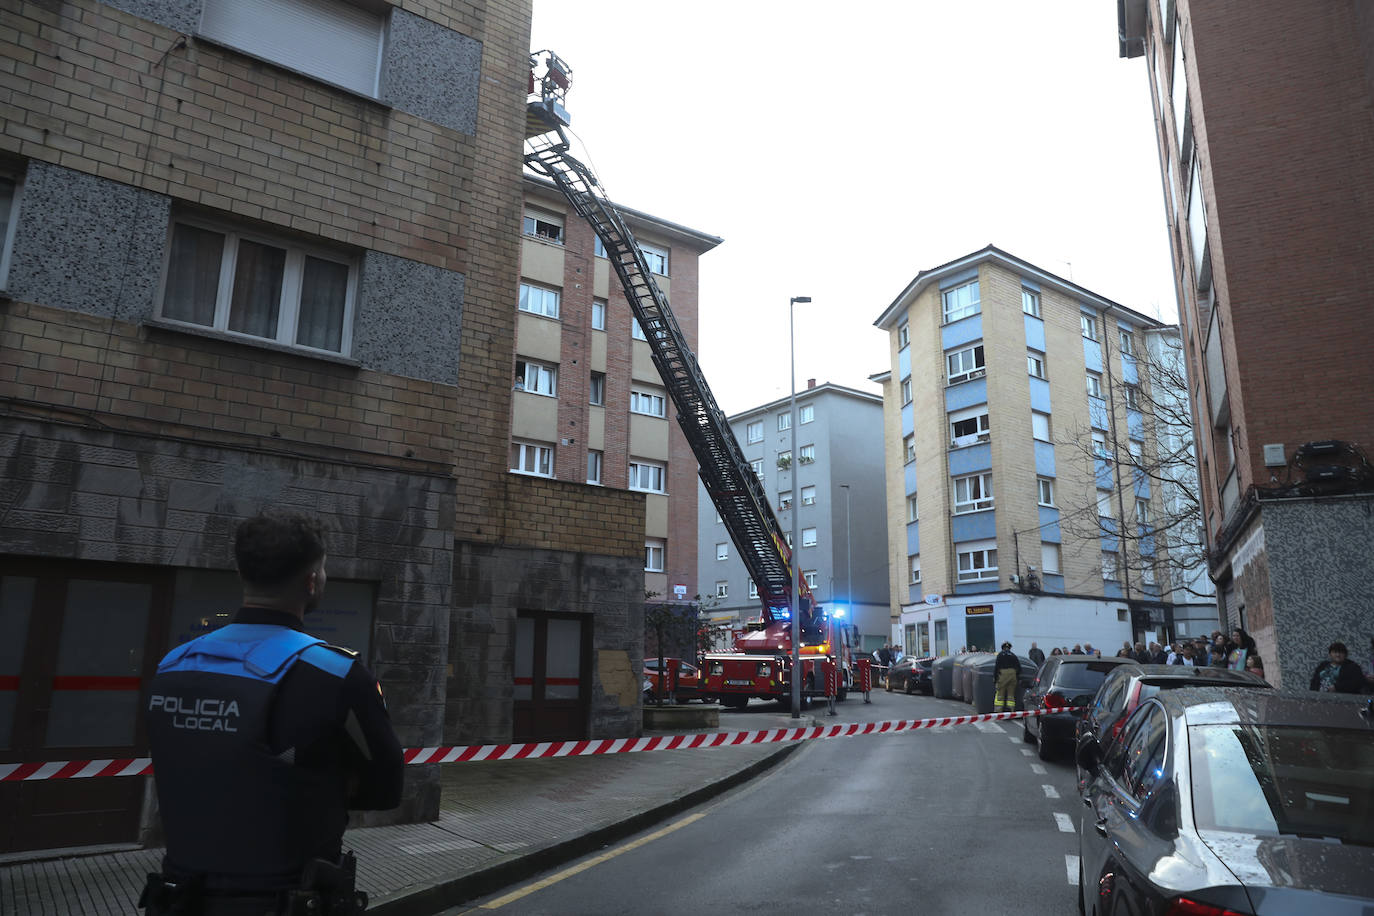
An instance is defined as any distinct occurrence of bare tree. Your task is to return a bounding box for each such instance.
[1057,333,1212,600]
[643,592,717,705]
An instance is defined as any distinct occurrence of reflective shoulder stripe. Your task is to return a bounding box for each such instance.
[157,626,325,683]
[297,643,355,679]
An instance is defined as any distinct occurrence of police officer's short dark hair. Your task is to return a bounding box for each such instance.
[234,513,326,588]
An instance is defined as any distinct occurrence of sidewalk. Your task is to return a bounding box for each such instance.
[0,713,809,916]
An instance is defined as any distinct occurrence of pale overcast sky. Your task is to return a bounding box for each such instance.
[529,1,1175,416]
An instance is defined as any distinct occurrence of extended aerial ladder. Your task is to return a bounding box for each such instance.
[523,51,819,633]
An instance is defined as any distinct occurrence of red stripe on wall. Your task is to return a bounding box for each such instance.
[512,677,581,687]
[0,676,18,691]
[51,676,142,691]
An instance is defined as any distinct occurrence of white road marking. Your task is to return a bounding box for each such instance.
[1054,812,1074,833]
[975,721,1006,734]
[1066,853,1080,885]
[1021,748,1035,756]
[1008,736,1020,743]
[1030,763,1047,775]
[1043,784,1060,799]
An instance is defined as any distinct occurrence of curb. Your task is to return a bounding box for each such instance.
[367,740,802,916]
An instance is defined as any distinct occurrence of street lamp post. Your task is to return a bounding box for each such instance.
[788,295,810,718]
[841,482,852,635]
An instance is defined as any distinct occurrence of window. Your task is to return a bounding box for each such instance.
[715,581,728,598]
[1141,564,1156,586]
[629,460,666,493]
[159,217,358,354]
[1027,351,1046,379]
[949,406,990,444]
[591,298,606,330]
[906,495,919,523]
[200,0,384,98]
[946,343,986,384]
[639,242,669,275]
[909,555,922,584]
[1097,490,1115,518]
[903,434,916,463]
[631,318,648,341]
[748,581,759,599]
[1022,288,1041,317]
[1040,542,1061,575]
[1032,411,1052,442]
[1102,551,1120,582]
[1086,372,1103,399]
[799,404,815,424]
[803,570,818,589]
[1135,499,1152,527]
[1081,313,1099,340]
[644,538,665,572]
[799,444,815,464]
[897,322,910,348]
[1118,328,1135,355]
[522,209,563,244]
[1124,384,1141,409]
[631,388,667,417]
[510,440,553,477]
[1037,477,1055,507]
[801,485,816,506]
[716,542,729,560]
[750,458,765,478]
[587,449,603,485]
[942,279,980,322]
[518,282,560,318]
[901,377,913,405]
[515,359,557,396]
[777,450,792,468]
[1092,431,1110,458]
[746,421,764,443]
[594,236,607,258]
[953,472,994,513]
[0,177,17,286]
[956,541,998,582]
[801,528,818,547]
[1128,440,1144,466]
[777,412,791,431]
[589,372,605,406]
[778,490,793,510]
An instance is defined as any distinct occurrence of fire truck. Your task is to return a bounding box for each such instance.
[524,53,852,712]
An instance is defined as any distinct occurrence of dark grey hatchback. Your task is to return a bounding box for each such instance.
[1077,687,1374,915]
[1022,655,1135,760]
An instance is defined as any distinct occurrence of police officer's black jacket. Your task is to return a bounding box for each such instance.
[146,607,404,891]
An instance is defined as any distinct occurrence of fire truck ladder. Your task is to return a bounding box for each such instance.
[523,56,811,626]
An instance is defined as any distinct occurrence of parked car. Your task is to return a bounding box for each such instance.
[885,656,934,695]
[1021,655,1134,760]
[1078,687,1374,915]
[644,657,702,702]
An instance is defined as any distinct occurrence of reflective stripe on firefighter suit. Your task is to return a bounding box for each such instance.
[994,650,1021,711]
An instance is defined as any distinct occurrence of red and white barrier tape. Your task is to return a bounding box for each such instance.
[0,708,1044,781]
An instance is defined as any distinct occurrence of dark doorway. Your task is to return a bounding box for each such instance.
[513,611,590,742]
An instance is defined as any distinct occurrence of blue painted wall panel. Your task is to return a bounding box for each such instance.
[907,523,920,557]
[941,314,983,350]
[904,461,917,494]
[898,345,911,381]
[1127,410,1144,440]
[1041,574,1065,594]
[951,509,996,542]
[1100,528,1120,552]
[1121,355,1138,384]
[1029,377,1052,412]
[1103,582,1124,599]
[1024,314,1045,351]
[1089,398,1109,430]
[944,377,987,411]
[1083,337,1103,371]
[938,266,980,289]
[1035,441,1056,477]
[1039,506,1061,542]
[902,402,913,436]
[954,581,1001,596]
[1095,458,1114,489]
[949,442,992,475]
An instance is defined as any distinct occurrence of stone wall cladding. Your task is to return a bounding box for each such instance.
[355,250,465,385]
[381,8,483,135]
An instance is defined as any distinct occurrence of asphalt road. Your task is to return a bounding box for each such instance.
[444,690,1085,915]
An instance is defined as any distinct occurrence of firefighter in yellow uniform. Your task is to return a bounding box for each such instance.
[994,642,1021,712]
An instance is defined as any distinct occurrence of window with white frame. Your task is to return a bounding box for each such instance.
[715,581,728,598]
[639,242,669,275]
[799,444,815,464]
[518,282,560,318]
[1118,328,1135,355]
[778,450,792,467]
[1027,350,1046,379]
[949,406,990,444]
[158,217,358,354]
[956,541,998,582]
[801,527,817,547]
[200,0,384,97]
[746,420,763,443]
[942,279,980,322]
[777,412,791,431]
[587,449,603,485]
[1124,384,1141,409]
[803,570,818,589]
[644,538,664,572]
[1141,564,1156,586]
[629,460,666,493]
[748,581,759,599]
[1037,476,1055,507]
[1135,498,1152,527]
[1101,551,1120,581]
[589,372,605,406]
[1086,372,1103,399]
[801,485,816,506]
[1081,313,1099,340]
[1092,431,1109,458]
[946,343,985,384]
[785,532,793,548]
[750,458,765,478]
[522,209,563,244]
[716,542,729,560]
[906,494,919,523]
[1040,542,1061,574]
[591,298,606,330]
[897,322,910,348]
[1097,489,1115,518]
[901,377,913,405]
[631,318,648,341]
[953,472,994,513]
[778,490,793,510]
[909,555,921,584]
[1032,411,1052,442]
[515,358,557,396]
[800,404,814,424]
[1128,440,1144,465]
[510,440,553,477]
[1022,288,1041,317]
[630,388,667,417]
[0,177,17,287]
[904,434,916,463]
[594,236,607,258]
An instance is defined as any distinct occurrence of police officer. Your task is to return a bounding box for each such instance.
[994,642,1021,712]
[142,513,404,915]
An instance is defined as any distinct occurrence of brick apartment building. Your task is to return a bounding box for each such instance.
[0,0,649,856]
[1117,0,1374,686]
